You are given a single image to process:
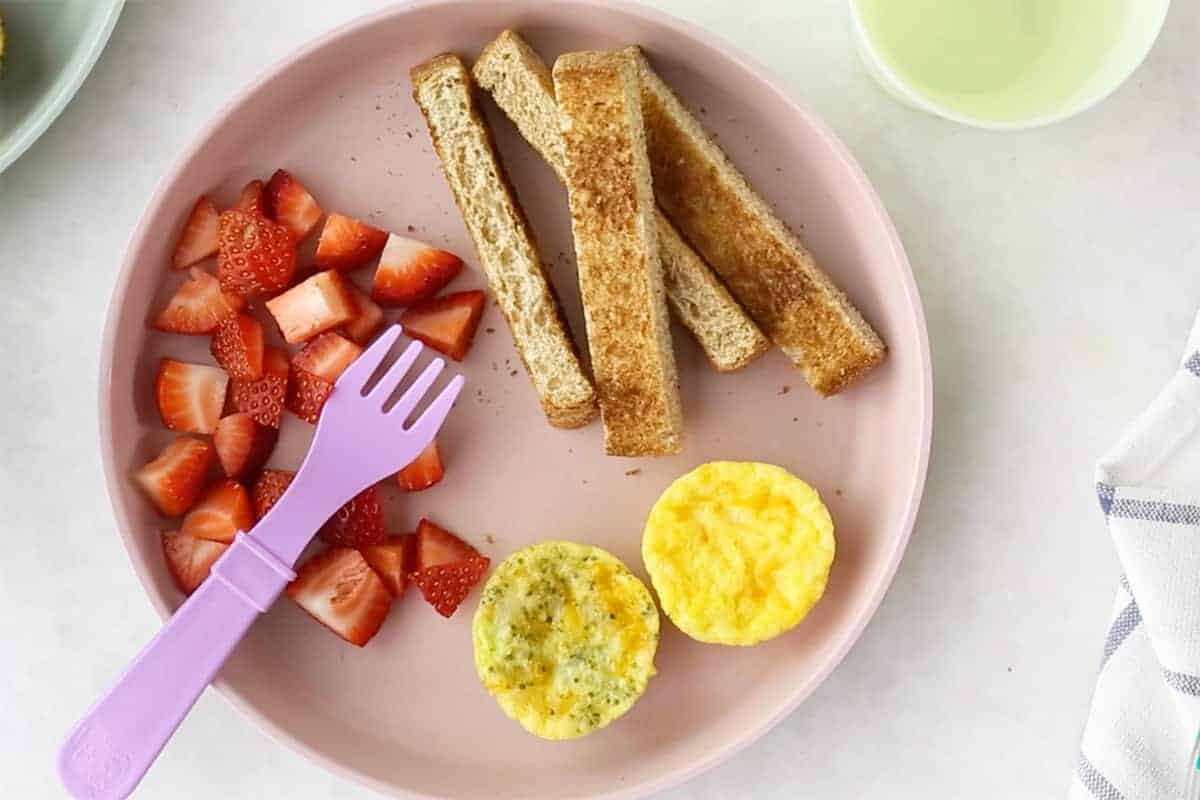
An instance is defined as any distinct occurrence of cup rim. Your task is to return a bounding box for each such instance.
[847,0,1173,131]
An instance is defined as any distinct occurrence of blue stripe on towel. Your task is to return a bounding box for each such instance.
[1184,351,1200,377]
[1078,752,1125,800]
[1164,669,1200,696]
[1101,600,1141,670]
[1107,496,1200,525]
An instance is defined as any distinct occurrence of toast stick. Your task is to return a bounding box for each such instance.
[411,54,598,428]
[474,30,770,373]
[554,50,683,456]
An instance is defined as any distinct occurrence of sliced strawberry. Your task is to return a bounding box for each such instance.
[230,346,289,428]
[285,368,334,424]
[213,412,277,479]
[162,531,228,594]
[397,441,444,492]
[217,209,297,297]
[409,556,490,618]
[413,517,480,570]
[341,283,385,344]
[155,359,229,434]
[360,534,414,598]
[135,437,215,517]
[286,324,362,424]
[251,468,295,520]
[233,179,266,216]
[172,196,220,270]
[180,479,252,544]
[294,331,363,382]
[286,547,391,646]
[210,313,265,381]
[371,235,463,307]
[153,268,245,335]
[320,485,385,547]
[264,169,323,242]
[265,270,358,344]
[313,213,388,271]
[399,290,485,361]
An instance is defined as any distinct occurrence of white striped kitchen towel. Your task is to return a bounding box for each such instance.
[1071,313,1200,800]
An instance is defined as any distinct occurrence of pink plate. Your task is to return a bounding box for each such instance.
[99,1,932,797]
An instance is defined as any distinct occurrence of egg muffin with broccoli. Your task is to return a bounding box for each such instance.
[472,541,659,740]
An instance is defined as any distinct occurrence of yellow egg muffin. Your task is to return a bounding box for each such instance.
[642,461,835,646]
[472,541,659,740]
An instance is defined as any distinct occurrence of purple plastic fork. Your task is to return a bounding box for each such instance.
[58,328,464,800]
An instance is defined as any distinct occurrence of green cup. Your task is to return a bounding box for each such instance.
[849,0,1170,129]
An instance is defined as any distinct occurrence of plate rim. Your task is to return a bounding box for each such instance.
[0,0,126,174]
[97,1,933,797]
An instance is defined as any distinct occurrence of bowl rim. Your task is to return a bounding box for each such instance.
[97,1,933,796]
[0,0,127,174]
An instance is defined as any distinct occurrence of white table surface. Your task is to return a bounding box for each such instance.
[3,1,1197,797]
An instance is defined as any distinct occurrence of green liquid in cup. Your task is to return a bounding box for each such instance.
[856,0,1132,123]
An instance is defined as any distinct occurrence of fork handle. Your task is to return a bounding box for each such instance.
[57,532,294,800]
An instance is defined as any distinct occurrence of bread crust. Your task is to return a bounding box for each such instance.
[554,50,682,456]
[411,54,597,428]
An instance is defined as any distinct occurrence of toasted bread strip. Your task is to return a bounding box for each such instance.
[474,30,770,373]
[553,51,682,456]
[410,55,597,428]
[624,46,886,396]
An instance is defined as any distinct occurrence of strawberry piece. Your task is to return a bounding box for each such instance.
[371,235,463,307]
[341,283,385,344]
[409,557,490,618]
[286,547,392,646]
[135,437,214,517]
[153,268,245,335]
[162,531,228,594]
[155,359,229,434]
[360,534,414,598]
[230,346,288,428]
[413,517,480,570]
[217,209,297,297]
[285,322,362,425]
[210,313,265,381]
[172,196,220,270]
[180,479,253,544]
[320,485,385,547]
[285,368,334,424]
[264,169,323,242]
[265,270,358,344]
[294,331,362,381]
[251,468,295,520]
[213,412,277,479]
[397,441,444,492]
[399,290,485,361]
[313,213,388,271]
[233,179,266,216]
